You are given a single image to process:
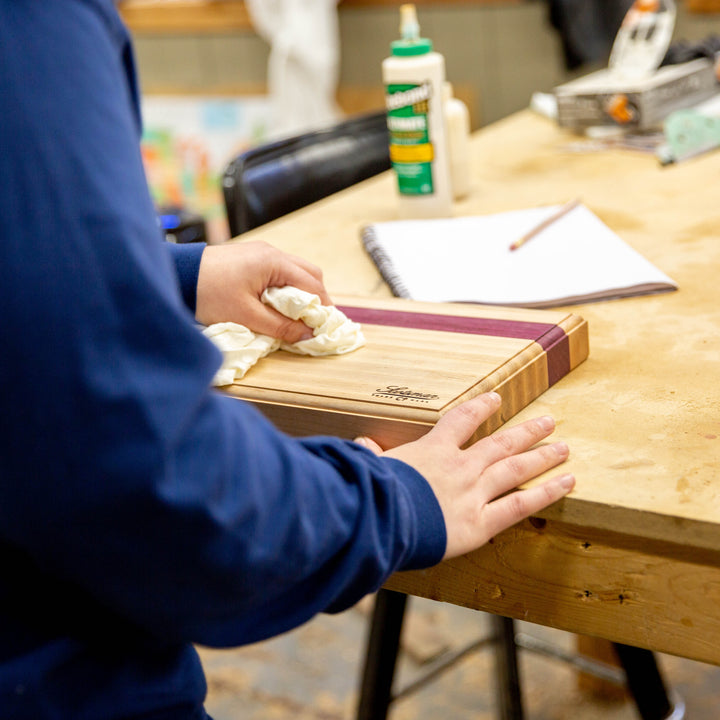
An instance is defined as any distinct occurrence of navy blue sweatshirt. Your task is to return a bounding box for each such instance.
[0,2,446,718]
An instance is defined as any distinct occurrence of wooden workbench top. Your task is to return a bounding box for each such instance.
[243,110,720,553]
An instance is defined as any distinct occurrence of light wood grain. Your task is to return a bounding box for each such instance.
[224,297,587,449]
[239,109,720,663]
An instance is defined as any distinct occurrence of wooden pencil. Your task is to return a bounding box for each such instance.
[509,198,581,251]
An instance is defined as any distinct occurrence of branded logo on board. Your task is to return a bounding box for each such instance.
[372,385,439,403]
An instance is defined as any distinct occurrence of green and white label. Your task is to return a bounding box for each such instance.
[385,82,435,195]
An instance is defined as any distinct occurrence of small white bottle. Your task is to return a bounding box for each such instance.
[443,82,471,200]
[382,4,452,218]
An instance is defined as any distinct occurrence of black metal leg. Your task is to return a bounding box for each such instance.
[492,615,525,720]
[356,589,408,720]
[356,601,676,720]
[612,643,673,720]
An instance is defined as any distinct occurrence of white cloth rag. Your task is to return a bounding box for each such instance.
[202,286,365,386]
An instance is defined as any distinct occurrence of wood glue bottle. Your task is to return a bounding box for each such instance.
[443,82,471,200]
[382,4,452,218]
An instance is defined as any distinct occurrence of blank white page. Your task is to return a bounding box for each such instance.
[362,204,677,308]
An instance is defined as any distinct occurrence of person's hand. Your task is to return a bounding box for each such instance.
[355,392,574,560]
[196,241,332,344]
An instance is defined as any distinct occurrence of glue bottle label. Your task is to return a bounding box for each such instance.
[385,82,435,195]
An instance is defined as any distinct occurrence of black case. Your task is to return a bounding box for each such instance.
[222,111,391,237]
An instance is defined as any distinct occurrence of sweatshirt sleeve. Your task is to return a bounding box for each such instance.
[0,1,446,649]
[167,242,206,313]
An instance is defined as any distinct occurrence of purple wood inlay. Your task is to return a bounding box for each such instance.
[338,305,571,386]
[338,306,553,340]
[535,325,571,386]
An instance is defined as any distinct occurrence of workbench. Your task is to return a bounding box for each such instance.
[237,109,720,666]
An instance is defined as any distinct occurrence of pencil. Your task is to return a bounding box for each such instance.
[509,198,582,251]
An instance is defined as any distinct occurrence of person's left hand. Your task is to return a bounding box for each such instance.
[355,393,574,560]
[196,241,332,344]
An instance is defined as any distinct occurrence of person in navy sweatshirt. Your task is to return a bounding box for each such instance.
[0,2,574,718]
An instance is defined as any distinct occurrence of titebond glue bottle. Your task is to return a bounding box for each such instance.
[383,4,452,218]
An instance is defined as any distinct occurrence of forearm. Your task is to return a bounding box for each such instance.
[4,363,445,648]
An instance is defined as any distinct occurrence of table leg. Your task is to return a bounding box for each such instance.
[356,588,407,720]
[491,615,525,720]
[612,643,675,720]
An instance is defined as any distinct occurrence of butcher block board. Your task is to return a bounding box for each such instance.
[224,296,589,449]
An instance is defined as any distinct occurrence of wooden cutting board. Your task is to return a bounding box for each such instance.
[224,296,589,449]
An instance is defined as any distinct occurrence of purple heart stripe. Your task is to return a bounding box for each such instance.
[337,306,570,387]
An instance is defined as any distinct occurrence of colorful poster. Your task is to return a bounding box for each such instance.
[141,95,271,243]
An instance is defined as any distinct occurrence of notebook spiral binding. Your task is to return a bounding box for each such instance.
[361,225,412,299]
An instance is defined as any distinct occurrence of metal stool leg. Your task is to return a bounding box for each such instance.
[356,589,408,720]
[612,643,675,720]
[492,615,525,720]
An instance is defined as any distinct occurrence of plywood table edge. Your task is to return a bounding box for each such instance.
[385,513,720,665]
[537,493,720,553]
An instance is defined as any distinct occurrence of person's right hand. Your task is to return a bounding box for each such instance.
[195,241,332,344]
[355,392,574,560]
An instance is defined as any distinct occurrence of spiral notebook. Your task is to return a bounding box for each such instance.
[361,203,677,308]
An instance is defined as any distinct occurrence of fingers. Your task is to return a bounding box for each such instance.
[430,393,502,448]
[354,436,383,454]
[287,253,328,289]
[480,474,575,541]
[480,440,569,501]
[245,305,314,345]
[195,241,334,331]
[473,414,558,468]
[270,253,332,305]
[381,388,574,561]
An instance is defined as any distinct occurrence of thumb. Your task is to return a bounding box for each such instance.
[354,436,383,455]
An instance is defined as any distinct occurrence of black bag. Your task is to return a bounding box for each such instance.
[222,110,391,237]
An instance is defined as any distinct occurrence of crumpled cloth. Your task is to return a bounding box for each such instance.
[202,325,279,387]
[202,286,365,386]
